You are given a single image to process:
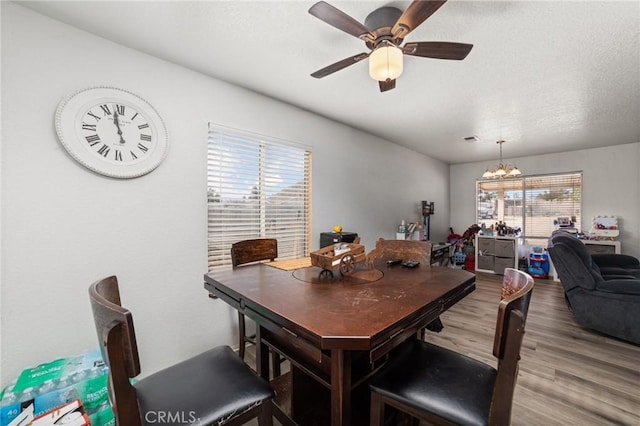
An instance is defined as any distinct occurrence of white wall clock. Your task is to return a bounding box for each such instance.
[55,86,168,178]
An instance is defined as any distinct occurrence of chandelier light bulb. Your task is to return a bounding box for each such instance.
[508,166,522,176]
[480,140,523,179]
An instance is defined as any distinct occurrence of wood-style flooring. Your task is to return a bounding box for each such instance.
[246,272,640,425]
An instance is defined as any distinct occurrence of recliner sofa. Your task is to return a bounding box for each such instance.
[547,231,640,345]
[592,253,640,278]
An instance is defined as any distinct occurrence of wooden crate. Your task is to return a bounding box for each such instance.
[310,243,365,273]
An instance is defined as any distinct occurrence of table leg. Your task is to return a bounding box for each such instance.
[331,349,351,426]
[291,365,328,422]
[256,325,269,381]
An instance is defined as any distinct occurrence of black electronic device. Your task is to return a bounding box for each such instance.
[421,200,435,240]
[402,261,420,268]
[386,259,402,266]
[422,201,434,216]
[319,232,358,248]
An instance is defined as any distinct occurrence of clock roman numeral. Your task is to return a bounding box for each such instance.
[137,143,149,153]
[97,144,110,157]
[82,123,97,131]
[130,151,138,160]
[138,123,149,130]
[115,104,125,115]
[85,134,101,146]
[114,150,123,162]
[99,104,111,116]
[131,112,139,120]
[140,134,151,142]
[87,111,101,121]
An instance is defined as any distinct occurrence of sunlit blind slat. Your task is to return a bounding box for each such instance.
[207,124,311,270]
[524,173,582,239]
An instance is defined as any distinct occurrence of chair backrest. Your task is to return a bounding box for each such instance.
[366,238,432,267]
[548,231,602,292]
[89,276,143,426]
[490,268,535,424]
[231,238,278,268]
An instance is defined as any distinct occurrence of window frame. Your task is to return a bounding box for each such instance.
[476,171,582,246]
[207,124,312,270]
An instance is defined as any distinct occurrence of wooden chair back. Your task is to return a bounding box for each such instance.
[366,238,432,268]
[231,238,278,268]
[490,267,535,423]
[89,276,142,426]
[230,238,281,369]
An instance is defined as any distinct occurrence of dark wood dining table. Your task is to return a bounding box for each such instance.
[204,259,475,426]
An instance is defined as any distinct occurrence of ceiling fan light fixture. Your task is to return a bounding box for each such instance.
[369,44,403,81]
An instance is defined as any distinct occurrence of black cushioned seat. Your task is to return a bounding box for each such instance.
[368,268,534,426]
[135,346,274,426]
[89,276,275,426]
[369,340,496,426]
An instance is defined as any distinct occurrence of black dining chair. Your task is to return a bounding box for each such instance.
[369,267,534,426]
[231,238,284,377]
[89,276,275,425]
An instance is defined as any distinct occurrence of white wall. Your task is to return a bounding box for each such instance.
[0,3,450,383]
[450,143,640,259]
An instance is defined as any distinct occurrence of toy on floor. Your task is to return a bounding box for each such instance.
[528,247,549,278]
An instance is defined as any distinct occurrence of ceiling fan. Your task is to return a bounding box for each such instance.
[308,0,473,92]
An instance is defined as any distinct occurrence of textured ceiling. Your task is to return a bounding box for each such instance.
[18,0,640,164]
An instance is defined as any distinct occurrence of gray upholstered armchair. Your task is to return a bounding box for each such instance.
[547,231,640,345]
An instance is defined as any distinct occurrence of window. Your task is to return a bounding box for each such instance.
[476,172,582,246]
[207,124,311,270]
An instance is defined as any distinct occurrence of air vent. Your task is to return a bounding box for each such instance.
[464,135,479,142]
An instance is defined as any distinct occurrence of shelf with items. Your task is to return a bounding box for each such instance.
[581,239,621,254]
[475,235,519,275]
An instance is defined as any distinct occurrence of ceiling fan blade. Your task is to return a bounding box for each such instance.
[403,42,473,60]
[311,52,370,79]
[379,79,396,92]
[391,0,448,39]
[309,1,374,41]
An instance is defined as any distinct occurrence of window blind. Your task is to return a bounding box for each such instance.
[476,172,582,243]
[523,172,582,239]
[207,124,311,270]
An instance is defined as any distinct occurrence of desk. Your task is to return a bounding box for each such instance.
[204,261,475,425]
[582,239,621,254]
[431,242,453,266]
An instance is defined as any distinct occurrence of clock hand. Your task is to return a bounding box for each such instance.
[113,110,126,145]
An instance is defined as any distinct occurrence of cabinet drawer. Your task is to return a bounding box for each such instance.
[495,239,515,257]
[494,257,515,275]
[477,255,494,271]
[477,238,495,253]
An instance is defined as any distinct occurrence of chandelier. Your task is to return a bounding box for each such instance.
[481,140,522,179]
